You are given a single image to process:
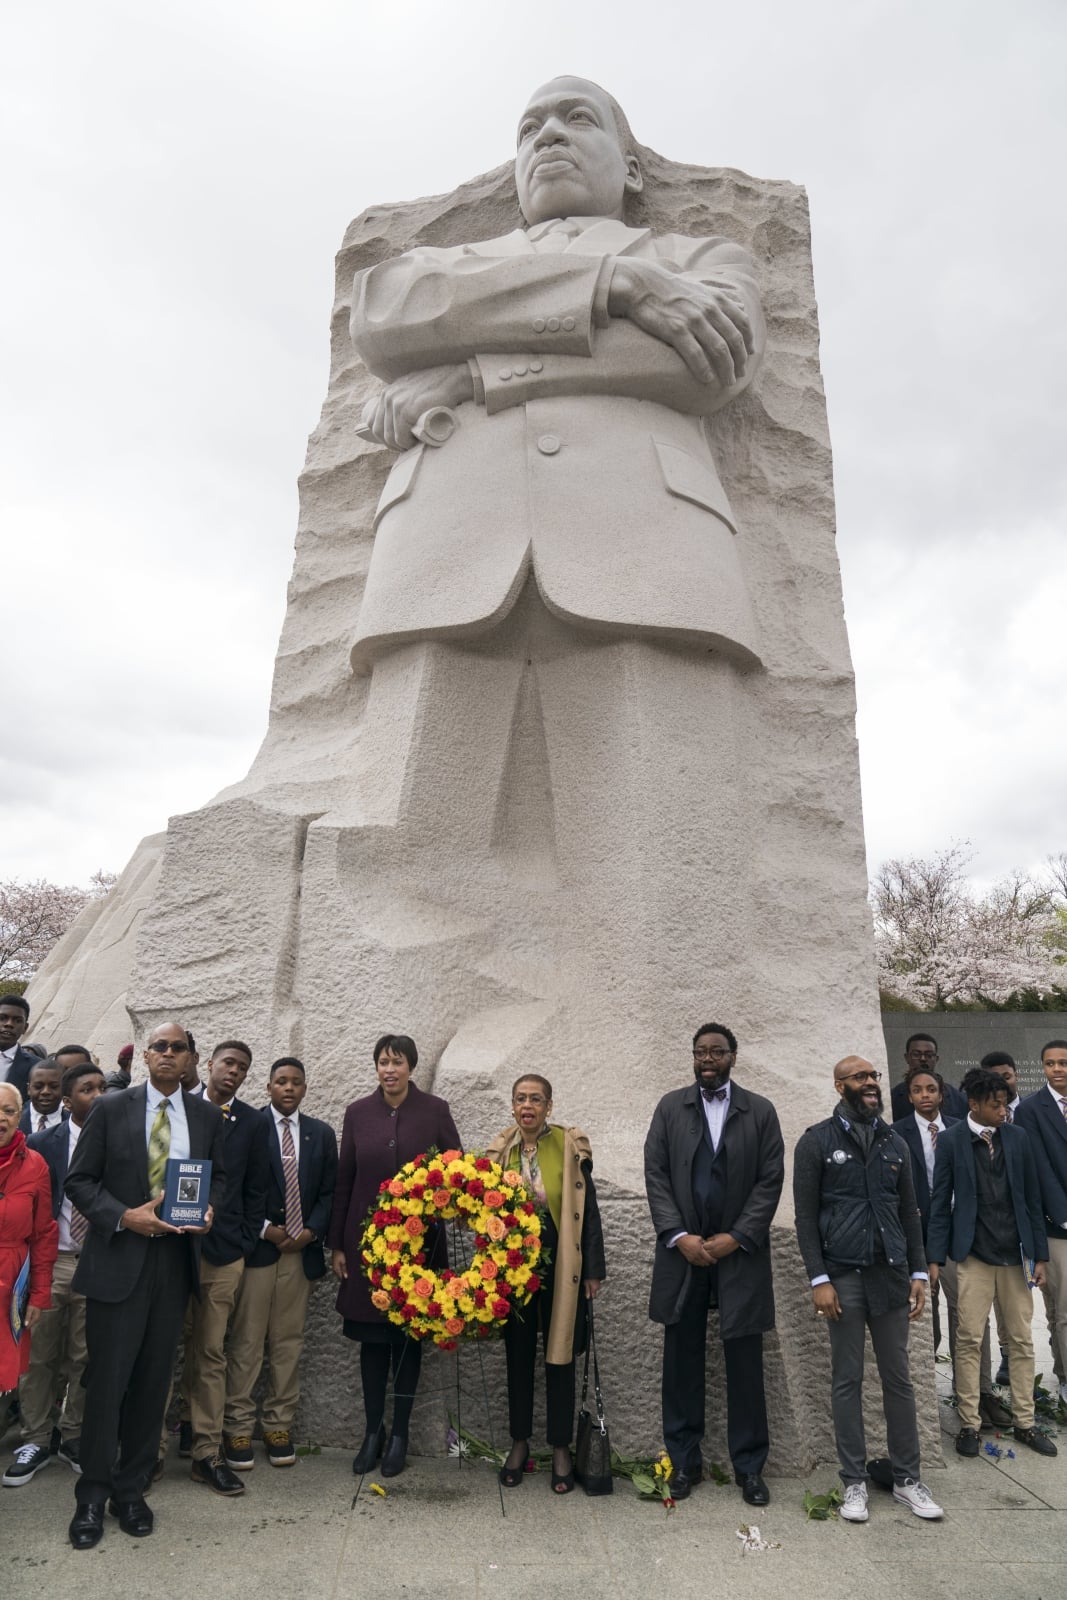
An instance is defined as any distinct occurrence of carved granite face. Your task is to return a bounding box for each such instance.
[515,76,641,227]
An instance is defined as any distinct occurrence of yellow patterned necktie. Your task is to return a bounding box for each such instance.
[148,1101,171,1193]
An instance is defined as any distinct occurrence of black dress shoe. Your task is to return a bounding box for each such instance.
[69,1501,106,1550]
[736,1471,770,1506]
[190,1455,246,1496]
[380,1434,408,1478]
[352,1424,386,1475]
[670,1469,697,1500]
[107,1495,154,1536]
[1014,1425,1058,1457]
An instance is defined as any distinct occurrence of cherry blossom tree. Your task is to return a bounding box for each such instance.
[0,871,117,982]
[872,845,1067,1008]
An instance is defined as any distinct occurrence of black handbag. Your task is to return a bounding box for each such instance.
[573,1298,613,1495]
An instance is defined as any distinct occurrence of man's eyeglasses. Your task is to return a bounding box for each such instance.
[839,1069,882,1085]
[147,1040,189,1055]
[693,1047,732,1062]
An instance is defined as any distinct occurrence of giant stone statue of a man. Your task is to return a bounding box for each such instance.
[31,77,909,1467]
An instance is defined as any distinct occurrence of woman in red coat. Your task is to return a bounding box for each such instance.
[327,1034,460,1481]
[0,1081,58,1395]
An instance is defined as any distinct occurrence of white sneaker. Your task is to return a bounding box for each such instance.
[892,1478,944,1519]
[840,1482,869,1522]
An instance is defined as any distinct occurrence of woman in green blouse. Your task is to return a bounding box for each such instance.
[487,1074,606,1493]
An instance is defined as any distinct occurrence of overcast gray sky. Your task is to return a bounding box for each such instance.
[4,0,1064,891]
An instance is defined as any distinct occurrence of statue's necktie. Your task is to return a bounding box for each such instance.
[282,1119,304,1238]
[148,1101,171,1194]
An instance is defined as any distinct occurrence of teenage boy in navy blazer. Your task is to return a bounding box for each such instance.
[64,1022,225,1550]
[1015,1038,1067,1409]
[223,1057,338,1471]
[3,1059,107,1487]
[18,1055,67,1136]
[0,995,41,1102]
[927,1065,1056,1460]
[895,1063,1006,1428]
[182,1041,269,1498]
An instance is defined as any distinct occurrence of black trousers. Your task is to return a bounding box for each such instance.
[359,1326,423,1437]
[503,1274,576,1447]
[77,1237,192,1503]
[661,1264,768,1476]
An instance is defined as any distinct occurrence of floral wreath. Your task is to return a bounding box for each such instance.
[361,1149,543,1349]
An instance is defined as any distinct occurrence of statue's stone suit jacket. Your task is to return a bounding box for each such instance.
[350,216,766,668]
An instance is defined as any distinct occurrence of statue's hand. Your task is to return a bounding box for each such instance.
[360,364,475,451]
[607,258,755,391]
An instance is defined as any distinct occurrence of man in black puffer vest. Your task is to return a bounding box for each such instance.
[793,1055,942,1526]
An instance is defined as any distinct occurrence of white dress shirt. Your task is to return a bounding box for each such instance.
[58,1119,84,1251]
[262,1105,302,1237]
[0,1045,16,1083]
[914,1111,946,1189]
[145,1083,191,1161]
[667,1083,731,1249]
[29,1106,65,1135]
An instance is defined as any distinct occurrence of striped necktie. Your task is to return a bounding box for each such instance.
[980,1128,995,1159]
[37,1113,48,1134]
[148,1101,171,1193]
[281,1119,304,1238]
[928,1121,938,1150]
[1060,1098,1067,1123]
[69,1204,89,1248]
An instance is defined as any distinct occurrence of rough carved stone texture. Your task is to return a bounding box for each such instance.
[28,147,940,1467]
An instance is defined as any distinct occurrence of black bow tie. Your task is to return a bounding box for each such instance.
[702,1087,728,1102]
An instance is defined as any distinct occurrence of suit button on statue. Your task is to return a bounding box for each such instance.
[546,316,560,331]
[537,434,561,455]
[531,316,546,332]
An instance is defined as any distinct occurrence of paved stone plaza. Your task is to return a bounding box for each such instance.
[4,1335,1063,1600]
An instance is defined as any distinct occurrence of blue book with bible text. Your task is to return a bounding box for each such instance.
[10,1254,30,1343]
[161,1158,212,1227]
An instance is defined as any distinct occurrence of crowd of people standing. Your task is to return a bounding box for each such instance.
[1,990,1066,1549]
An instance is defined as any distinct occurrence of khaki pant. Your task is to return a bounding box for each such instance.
[956,1257,1035,1430]
[186,1256,245,1460]
[936,1256,992,1389]
[1041,1235,1067,1384]
[18,1252,86,1446]
[224,1253,313,1434]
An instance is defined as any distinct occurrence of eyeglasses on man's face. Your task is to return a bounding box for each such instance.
[840,1068,881,1085]
[693,1046,732,1062]
[147,1040,190,1055]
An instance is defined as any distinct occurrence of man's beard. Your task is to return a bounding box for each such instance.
[694,1063,731,1094]
[841,1083,883,1122]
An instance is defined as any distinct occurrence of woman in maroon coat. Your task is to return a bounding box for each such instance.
[328,1034,460,1480]
[0,1082,58,1396]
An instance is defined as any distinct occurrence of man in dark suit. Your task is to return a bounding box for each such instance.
[180,1040,268,1497]
[927,1065,1056,1459]
[1015,1038,1067,1409]
[644,1023,783,1507]
[222,1057,337,1471]
[890,1032,967,1122]
[0,995,41,1102]
[64,1022,225,1549]
[895,1063,1005,1426]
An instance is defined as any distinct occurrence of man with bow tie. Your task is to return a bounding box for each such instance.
[643,1024,784,1507]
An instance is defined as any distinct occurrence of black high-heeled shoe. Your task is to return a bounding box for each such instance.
[352,1424,386,1475]
[380,1433,408,1478]
[377,1440,406,1472]
[551,1448,575,1494]
[499,1443,530,1488]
